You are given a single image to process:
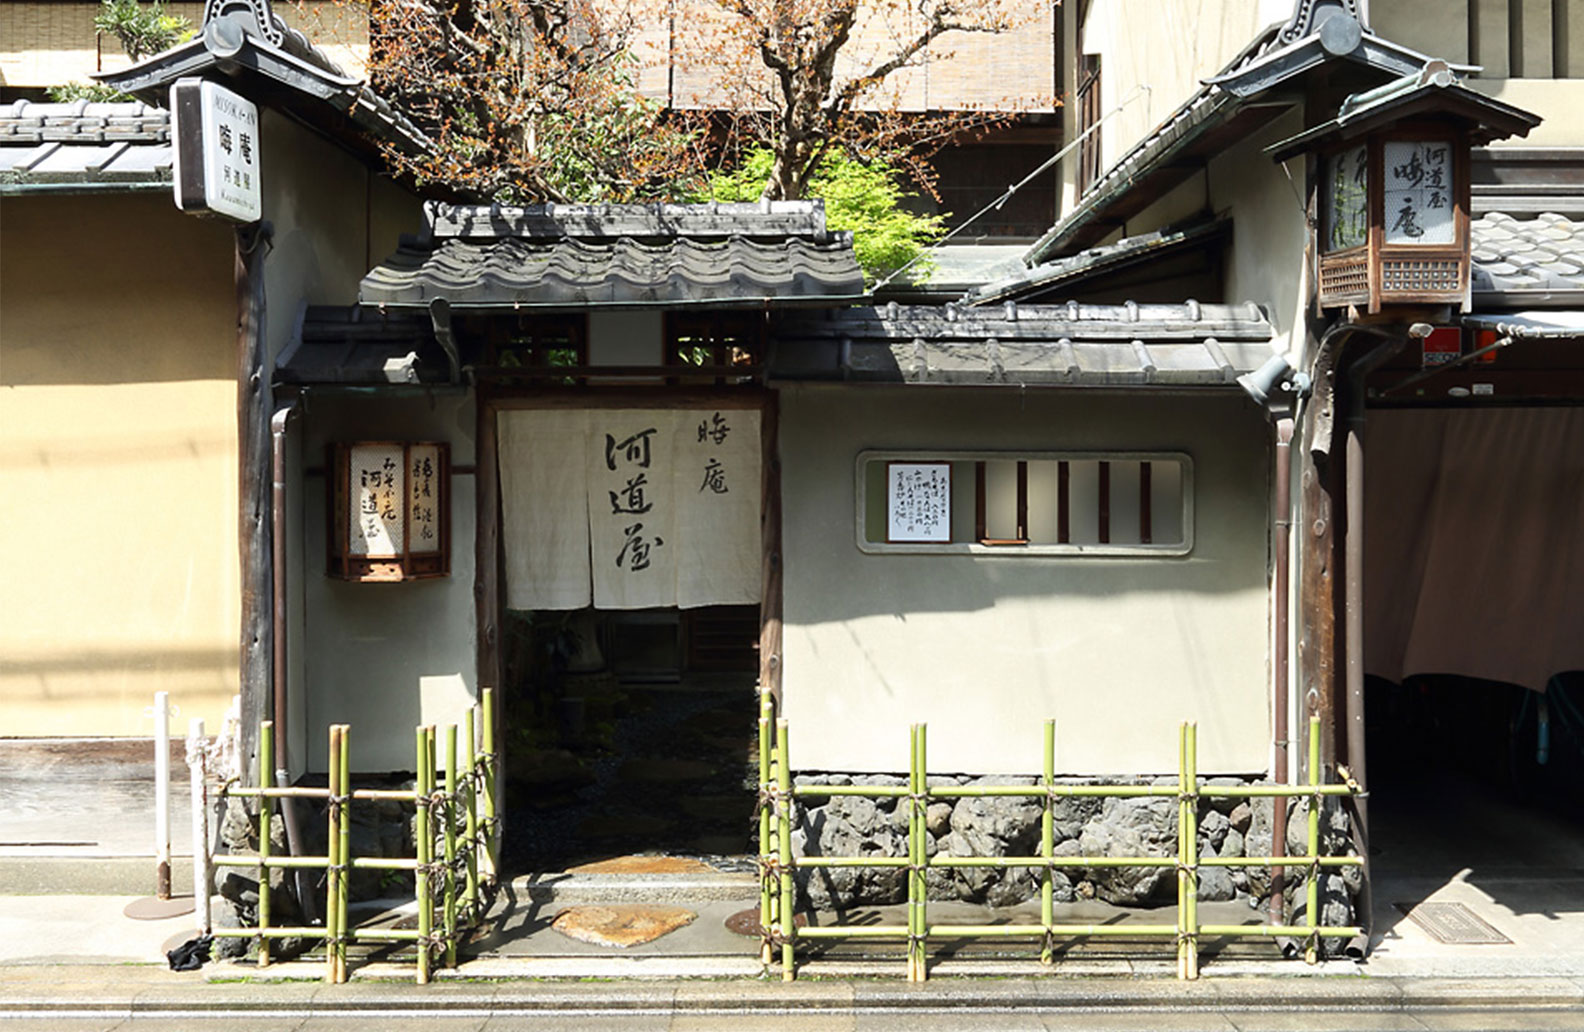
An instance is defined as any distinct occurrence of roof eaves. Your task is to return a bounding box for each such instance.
[96,28,431,160]
[1026,22,1461,267]
[966,218,1231,306]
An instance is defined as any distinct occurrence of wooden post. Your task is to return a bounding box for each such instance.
[758,392,783,710]
[475,395,502,701]
[236,223,272,787]
[1296,344,1341,775]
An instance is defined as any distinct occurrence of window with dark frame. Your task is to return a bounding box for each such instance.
[488,314,588,384]
[861,452,1189,555]
[665,312,764,385]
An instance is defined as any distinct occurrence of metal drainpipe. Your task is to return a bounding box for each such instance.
[270,398,316,925]
[1270,416,1294,930]
[1341,335,1406,956]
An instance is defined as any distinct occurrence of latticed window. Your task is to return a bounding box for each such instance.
[665,312,763,385]
[858,451,1192,555]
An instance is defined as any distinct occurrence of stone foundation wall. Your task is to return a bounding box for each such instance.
[791,773,1360,936]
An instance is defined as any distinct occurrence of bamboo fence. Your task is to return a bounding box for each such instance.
[202,688,498,984]
[757,709,1364,981]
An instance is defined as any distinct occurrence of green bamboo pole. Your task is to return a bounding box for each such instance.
[415,725,433,985]
[336,724,352,984]
[480,689,498,883]
[324,725,343,984]
[758,714,773,968]
[1041,719,1055,965]
[463,708,479,922]
[1305,715,1322,965]
[776,718,794,981]
[257,720,273,968]
[909,723,927,982]
[1176,722,1187,980]
[444,723,459,969]
[1183,722,1200,981]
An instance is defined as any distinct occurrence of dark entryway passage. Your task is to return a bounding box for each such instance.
[499,606,761,872]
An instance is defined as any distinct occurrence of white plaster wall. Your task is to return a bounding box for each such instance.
[1081,0,1289,174]
[779,384,1272,777]
[255,111,432,773]
[1209,106,1310,358]
[301,394,479,773]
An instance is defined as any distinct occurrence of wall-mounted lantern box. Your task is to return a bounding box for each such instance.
[1267,62,1539,314]
[329,442,450,581]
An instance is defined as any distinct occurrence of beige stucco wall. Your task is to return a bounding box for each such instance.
[0,2,369,88]
[779,384,1273,777]
[0,193,238,736]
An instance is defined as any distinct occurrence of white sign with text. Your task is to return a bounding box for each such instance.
[171,78,261,223]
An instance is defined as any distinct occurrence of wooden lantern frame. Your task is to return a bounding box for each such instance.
[1316,121,1472,313]
[328,440,451,582]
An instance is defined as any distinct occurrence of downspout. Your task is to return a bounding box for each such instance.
[270,397,316,924]
[1270,416,1294,930]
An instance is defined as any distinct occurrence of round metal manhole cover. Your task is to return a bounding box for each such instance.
[724,907,807,937]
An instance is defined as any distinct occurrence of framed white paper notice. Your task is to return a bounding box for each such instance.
[887,462,951,542]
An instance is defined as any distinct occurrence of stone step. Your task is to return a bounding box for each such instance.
[512,870,759,906]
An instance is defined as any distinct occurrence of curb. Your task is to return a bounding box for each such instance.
[3,971,1584,1016]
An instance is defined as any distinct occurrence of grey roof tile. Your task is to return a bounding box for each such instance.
[360,204,864,309]
[1471,212,1584,300]
[770,302,1274,387]
[0,102,172,190]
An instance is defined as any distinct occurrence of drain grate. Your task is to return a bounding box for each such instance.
[1395,901,1511,944]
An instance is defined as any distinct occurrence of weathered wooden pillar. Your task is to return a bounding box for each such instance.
[758,391,783,711]
[237,222,272,785]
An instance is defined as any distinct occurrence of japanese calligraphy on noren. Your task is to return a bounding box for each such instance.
[1384,140,1455,245]
[887,462,952,542]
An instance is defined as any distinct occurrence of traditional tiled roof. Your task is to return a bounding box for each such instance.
[0,101,172,192]
[1471,212,1584,304]
[962,219,1230,307]
[1026,8,1475,265]
[359,202,865,310]
[97,1,429,163]
[770,301,1275,387]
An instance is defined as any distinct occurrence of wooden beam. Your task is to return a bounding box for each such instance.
[758,392,783,710]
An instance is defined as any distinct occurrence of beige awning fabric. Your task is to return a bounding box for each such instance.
[1365,407,1584,692]
[498,408,761,611]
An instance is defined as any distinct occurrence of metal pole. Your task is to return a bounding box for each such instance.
[187,719,210,936]
[154,691,172,900]
[1271,417,1294,929]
